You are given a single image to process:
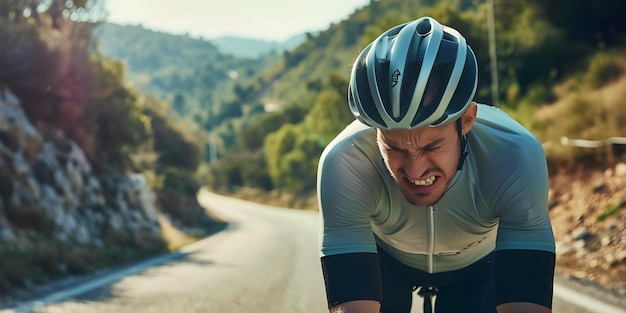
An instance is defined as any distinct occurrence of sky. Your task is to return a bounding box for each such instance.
[104,0,371,42]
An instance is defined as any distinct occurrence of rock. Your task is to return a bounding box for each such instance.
[548,199,560,209]
[592,180,606,192]
[573,239,587,251]
[616,163,626,176]
[572,226,592,241]
[556,241,574,255]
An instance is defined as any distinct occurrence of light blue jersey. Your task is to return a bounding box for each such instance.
[318,104,555,273]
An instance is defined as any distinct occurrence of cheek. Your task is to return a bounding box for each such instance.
[431,148,459,170]
[381,152,402,173]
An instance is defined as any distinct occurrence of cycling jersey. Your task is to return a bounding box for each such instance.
[318,104,555,274]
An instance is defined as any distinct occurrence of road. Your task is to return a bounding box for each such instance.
[2,190,626,313]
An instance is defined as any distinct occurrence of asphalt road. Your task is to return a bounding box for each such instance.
[2,190,626,313]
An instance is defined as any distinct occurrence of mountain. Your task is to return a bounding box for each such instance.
[210,33,308,58]
[96,23,306,60]
[94,23,277,124]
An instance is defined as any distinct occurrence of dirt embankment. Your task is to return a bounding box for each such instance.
[548,160,626,295]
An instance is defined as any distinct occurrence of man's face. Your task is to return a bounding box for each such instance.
[377,123,461,206]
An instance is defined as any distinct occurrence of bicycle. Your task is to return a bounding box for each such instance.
[414,283,439,313]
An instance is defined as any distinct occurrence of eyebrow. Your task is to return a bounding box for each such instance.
[422,138,446,149]
[386,137,446,150]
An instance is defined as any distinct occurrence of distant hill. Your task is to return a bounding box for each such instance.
[93,23,278,123]
[210,34,308,58]
[96,23,305,59]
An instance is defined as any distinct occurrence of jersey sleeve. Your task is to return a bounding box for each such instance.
[321,252,382,308]
[318,136,382,257]
[491,133,556,253]
[495,249,555,308]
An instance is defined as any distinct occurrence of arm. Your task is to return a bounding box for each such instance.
[488,130,555,311]
[318,126,385,312]
[494,249,556,313]
[321,253,382,313]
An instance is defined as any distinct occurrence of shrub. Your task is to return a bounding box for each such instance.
[585,52,623,88]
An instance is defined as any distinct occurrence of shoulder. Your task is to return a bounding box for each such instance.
[317,120,385,213]
[319,120,378,171]
[467,105,549,210]
[470,104,546,167]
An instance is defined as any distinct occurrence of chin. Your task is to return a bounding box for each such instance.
[401,191,436,206]
[408,196,439,207]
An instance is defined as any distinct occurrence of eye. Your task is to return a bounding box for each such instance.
[385,146,401,152]
[423,139,446,152]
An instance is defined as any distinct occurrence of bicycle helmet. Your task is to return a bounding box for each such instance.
[348,16,478,129]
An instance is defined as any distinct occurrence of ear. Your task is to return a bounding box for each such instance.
[460,102,478,135]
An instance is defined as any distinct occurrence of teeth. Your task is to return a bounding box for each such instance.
[409,176,435,186]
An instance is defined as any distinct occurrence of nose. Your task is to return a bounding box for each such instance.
[403,152,430,178]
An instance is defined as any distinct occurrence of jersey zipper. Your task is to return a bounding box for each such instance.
[427,205,436,273]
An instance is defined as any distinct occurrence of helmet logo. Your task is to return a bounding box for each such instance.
[391,69,401,87]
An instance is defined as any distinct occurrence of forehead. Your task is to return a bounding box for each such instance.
[378,123,455,143]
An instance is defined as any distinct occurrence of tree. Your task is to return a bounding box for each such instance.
[264,124,324,193]
[172,93,186,115]
[89,65,152,170]
[304,74,353,144]
[145,108,202,172]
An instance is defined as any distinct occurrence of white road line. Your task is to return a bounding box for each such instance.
[553,283,626,313]
[0,233,224,313]
[0,252,183,313]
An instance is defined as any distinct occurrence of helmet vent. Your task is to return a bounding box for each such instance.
[385,25,403,38]
[416,20,432,36]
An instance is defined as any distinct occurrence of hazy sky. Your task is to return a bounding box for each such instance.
[105,0,371,42]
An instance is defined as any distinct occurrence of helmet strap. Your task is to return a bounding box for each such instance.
[456,118,468,170]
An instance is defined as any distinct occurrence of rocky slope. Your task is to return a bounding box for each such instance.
[0,86,221,299]
[549,161,626,295]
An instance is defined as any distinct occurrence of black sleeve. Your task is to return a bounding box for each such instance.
[320,252,382,308]
[494,249,556,309]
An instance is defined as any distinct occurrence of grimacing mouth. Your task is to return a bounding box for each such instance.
[407,175,436,186]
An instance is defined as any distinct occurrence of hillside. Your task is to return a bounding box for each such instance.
[94,23,278,127]
[2,0,625,305]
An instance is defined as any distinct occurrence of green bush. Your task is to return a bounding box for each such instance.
[523,83,556,105]
[160,167,200,197]
[585,52,623,88]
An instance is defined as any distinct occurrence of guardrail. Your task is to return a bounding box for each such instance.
[560,136,626,164]
[560,136,626,148]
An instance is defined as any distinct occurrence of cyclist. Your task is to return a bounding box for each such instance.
[317,17,556,313]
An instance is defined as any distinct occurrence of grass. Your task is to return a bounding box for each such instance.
[158,214,202,251]
[597,204,623,222]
